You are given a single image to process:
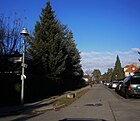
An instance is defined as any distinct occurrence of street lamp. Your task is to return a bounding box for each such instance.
[20,28,29,104]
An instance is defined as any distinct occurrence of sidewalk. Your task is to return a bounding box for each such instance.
[0,86,90,117]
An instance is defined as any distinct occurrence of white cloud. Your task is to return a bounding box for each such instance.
[80,48,140,74]
[132,48,140,52]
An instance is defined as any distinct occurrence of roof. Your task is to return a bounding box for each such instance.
[124,65,130,68]
[124,64,139,73]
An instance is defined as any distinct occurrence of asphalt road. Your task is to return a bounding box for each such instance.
[1,84,140,121]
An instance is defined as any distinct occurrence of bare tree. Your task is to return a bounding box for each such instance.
[0,14,23,55]
[84,69,93,76]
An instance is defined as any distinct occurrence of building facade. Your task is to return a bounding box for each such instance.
[124,63,139,77]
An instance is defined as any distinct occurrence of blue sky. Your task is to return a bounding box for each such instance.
[0,0,140,73]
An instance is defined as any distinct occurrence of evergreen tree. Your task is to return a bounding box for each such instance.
[101,72,108,82]
[138,51,140,61]
[29,1,67,80]
[107,68,113,82]
[64,30,83,85]
[112,55,124,80]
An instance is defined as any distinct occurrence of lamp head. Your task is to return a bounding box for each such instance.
[20,28,29,36]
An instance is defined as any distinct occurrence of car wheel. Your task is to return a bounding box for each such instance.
[134,95,137,99]
[117,91,120,94]
[125,91,131,99]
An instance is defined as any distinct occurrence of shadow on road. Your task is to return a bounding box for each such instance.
[0,100,56,117]
[23,100,56,112]
[59,118,107,121]
[85,103,103,107]
[10,113,43,121]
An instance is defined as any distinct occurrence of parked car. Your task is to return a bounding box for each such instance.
[109,81,119,89]
[106,82,110,86]
[120,75,140,98]
[115,80,124,94]
[104,81,110,86]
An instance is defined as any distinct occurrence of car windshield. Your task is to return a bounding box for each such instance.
[131,77,140,84]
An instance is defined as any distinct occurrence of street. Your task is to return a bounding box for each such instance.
[1,84,140,121]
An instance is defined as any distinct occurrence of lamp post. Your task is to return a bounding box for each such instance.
[20,28,29,104]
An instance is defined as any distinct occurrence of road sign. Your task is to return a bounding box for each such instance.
[21,63,28,68]
[21,75,26,80]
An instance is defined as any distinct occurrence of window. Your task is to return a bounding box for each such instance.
[123,77,130,84]
[131,77,140,84]
[132,67,135,71]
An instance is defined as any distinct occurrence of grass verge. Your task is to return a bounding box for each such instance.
[54,88,89,107]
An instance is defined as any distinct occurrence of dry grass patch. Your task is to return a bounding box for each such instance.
[55,88,89,107]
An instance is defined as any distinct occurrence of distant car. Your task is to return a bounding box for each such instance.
[106,82,110,86]
[109,81,119,89]
[120,75,140,98]
[104,82,110,86]
[115,80,124,93]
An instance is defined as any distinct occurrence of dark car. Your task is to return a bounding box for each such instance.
[115,80,124,94]
[120,75,140,98]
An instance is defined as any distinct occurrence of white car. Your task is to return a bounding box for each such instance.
[110,81,119,89]
[106,82,110,86]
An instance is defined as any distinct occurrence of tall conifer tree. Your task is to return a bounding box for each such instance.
[29,1,67,80]
[68,30,83,78]
[63,30,83,88]
[112,55,124,80]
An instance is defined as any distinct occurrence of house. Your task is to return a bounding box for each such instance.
[124,63,139,77]
[82,75,90,82]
